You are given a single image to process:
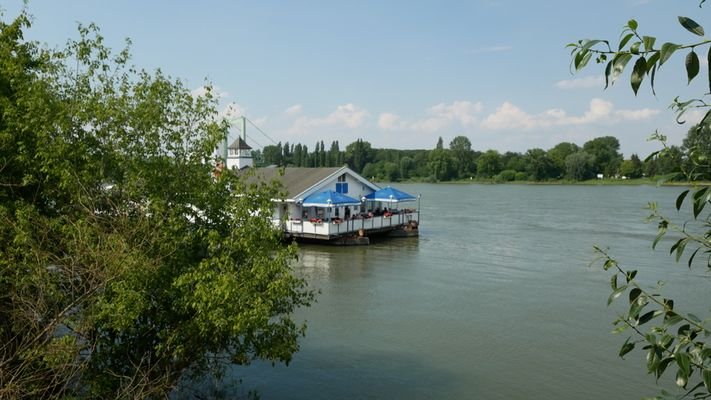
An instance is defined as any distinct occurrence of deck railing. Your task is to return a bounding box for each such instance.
[281,211,419,238]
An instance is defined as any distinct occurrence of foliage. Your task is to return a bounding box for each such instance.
[0,12,312,399]
[569,4,711,398]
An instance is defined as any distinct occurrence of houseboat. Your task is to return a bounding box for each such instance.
[223,121,420,245]
[241,166,420,245]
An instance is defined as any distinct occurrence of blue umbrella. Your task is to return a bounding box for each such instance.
[364,186,417,203]
[302,190,362,207]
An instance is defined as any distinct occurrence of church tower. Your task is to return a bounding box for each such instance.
[226,117,253,169]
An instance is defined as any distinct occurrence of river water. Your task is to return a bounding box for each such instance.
[225,184,710,399]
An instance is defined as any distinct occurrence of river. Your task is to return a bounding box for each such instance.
[219,184,710,399]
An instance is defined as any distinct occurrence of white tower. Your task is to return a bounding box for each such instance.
[226,117,253,169]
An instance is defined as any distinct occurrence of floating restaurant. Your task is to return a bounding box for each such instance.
[242,166,420,245]
[223,118,420,245]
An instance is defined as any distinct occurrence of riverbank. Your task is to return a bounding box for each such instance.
[394,177,711,186]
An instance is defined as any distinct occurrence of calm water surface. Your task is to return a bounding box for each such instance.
[228,184,710,399]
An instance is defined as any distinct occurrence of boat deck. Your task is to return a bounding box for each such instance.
[280,210,419,242]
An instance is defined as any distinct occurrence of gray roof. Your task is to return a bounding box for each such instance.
[228,137,252,150]
[240,167,342,198]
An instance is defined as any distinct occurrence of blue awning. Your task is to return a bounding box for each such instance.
[364,186,417,203]
[302,190,362,207]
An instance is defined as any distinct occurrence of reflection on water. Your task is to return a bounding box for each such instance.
[225,184,705,399]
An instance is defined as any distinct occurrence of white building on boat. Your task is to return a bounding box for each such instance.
[241,166,420,244]
[223,117,419,244]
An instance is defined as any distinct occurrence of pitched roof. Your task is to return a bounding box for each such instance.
[228,137,252,150]
[240,167,342,198]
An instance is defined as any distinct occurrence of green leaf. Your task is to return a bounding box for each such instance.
[631,56,647,95]
[604,60,613,89]
[575,50,593,71]
[626,269,637,282]
[610,274,618,290]
[629,287,642,303]
[643,36,656,52]
[611,53,633,85]
[619,33,634,51]
[608,285,628,306]
[676,368,689,388]
[638,310,659,325]
[679,16,705,36]
[619,337,635,358]
[703,369,711,391]
[676,189,690,210]
[581,39,605,52]
[628,19,639,31]
[659,42,680,67]
[646,51,660,73]
[657,357,675,380]
[688,247,700,268]
[630,41,641,55]
[676,351,691,378]
[686,50,700,84]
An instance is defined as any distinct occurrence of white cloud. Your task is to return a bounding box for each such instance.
[480,98,659,130]
[381,101,484,133]
[480,102,537,130]
[378,112,406,130]
[284,104,303,116]
[554,75,605,90]
[288,103,368,134]
[191,85,229,99]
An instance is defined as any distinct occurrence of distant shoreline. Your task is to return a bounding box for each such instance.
[388,178,711,187]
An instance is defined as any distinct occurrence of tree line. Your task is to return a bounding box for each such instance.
[253,126,707,182]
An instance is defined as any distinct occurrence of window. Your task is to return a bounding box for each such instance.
[336,182,348,193]
[336,174,348,193]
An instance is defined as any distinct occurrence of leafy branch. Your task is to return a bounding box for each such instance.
[568,16,711,121]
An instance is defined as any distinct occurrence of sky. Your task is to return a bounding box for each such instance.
[3,0,710,157]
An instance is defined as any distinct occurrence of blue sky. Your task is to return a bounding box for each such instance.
[3,0,709,157]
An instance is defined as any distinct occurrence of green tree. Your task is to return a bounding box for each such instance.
[548,142,580,178]
[449,135,475,178]
[524,148,555,181]
[683,123,711,179]
[427,148,454,181]
[564,151,595,181]
[345,139,373,173]
[262,143,283,166]
[0,14,311,398]
[582,136,623,178]
[619,154,644,179]
[476,150,502,179]
[399,156,415,180]
[569,7,711,398]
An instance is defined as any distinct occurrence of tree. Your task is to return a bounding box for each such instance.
[564,151,595,181]
[345,139,373,173]
[523,148,555,181]
[427,148,454,181]
[569,7,711,397]
[619,154,644,179]
[449,135,475,178]
[582,136,623,178]
[476,150,502,179]
[0,14,311,398]
[548,142,580,178]
[436,136,444,150]
[682,123,711,180]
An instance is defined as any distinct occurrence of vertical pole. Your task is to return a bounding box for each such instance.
[241,116,247,141]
